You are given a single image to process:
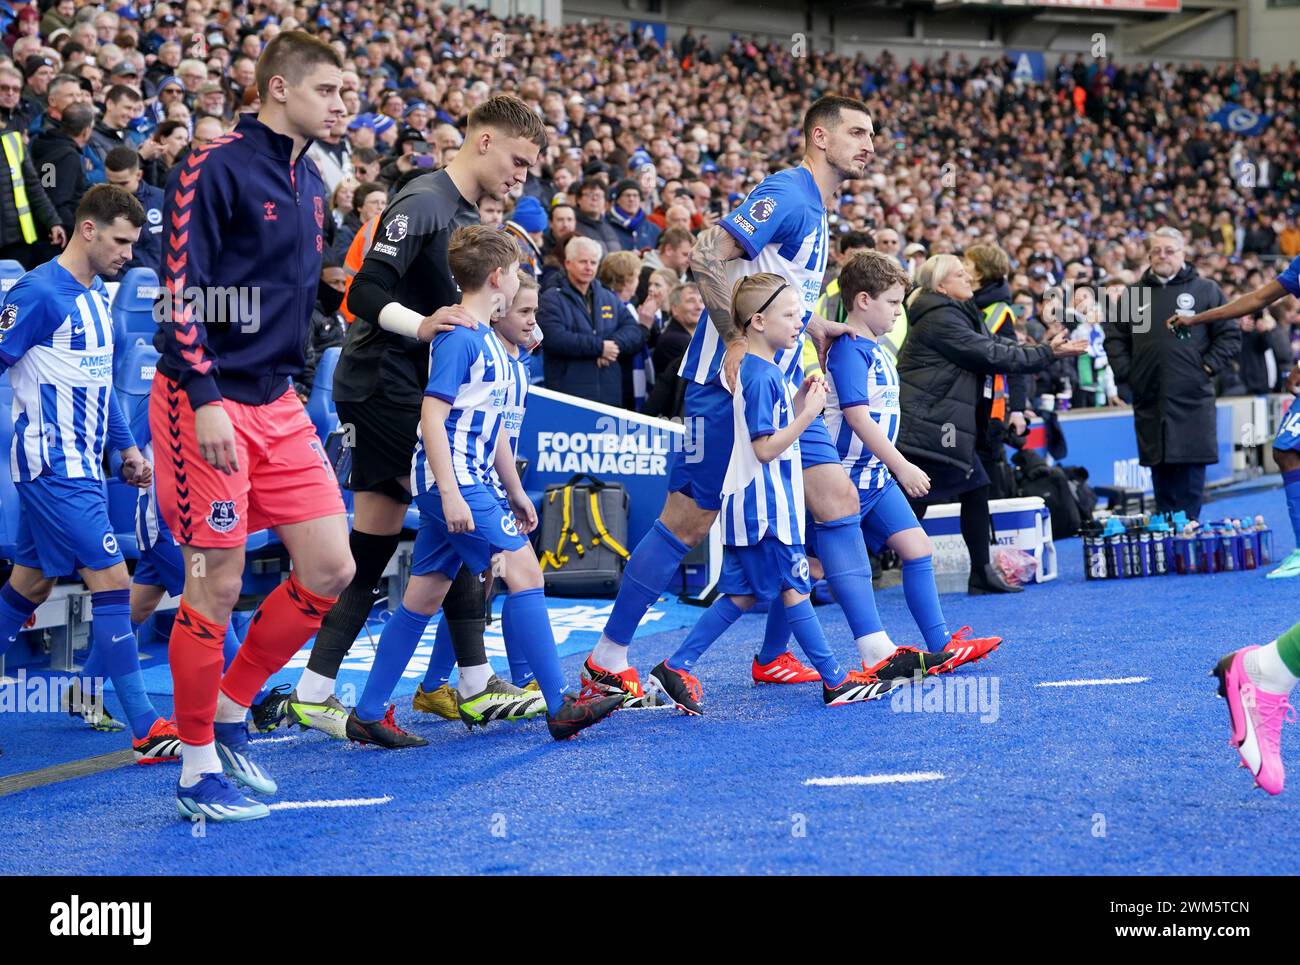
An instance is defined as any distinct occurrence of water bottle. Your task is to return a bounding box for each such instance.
[1107,534,1129,578]
[1255,515,1274,566]
[1138,532,1153,577]
[1219,526,1238,572]
[1084,535,1108,580]
[1122,531,1139,577]
[1173,532,1195,574]
[1241,523,1257,570]
[1199,529,1219,574]
[1152,530,1170,575]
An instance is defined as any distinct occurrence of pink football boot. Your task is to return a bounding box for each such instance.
[1214,646,1296,795]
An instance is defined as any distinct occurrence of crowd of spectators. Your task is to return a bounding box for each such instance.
[0,0,1297,409]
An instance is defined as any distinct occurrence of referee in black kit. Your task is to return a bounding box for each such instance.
[269,96,547,746]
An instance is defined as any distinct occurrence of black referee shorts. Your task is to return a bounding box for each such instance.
[336,397,420,504]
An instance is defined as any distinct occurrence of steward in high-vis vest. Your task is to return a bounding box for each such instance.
[339,214,377,323]
[966,245,1031,424]
[0,128,64,268]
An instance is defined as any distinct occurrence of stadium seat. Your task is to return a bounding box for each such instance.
[111,268,161,377]
[306,346,342,440]
[0,258,24,300]
[114,342,160,434]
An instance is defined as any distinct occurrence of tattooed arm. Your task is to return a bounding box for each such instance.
[690,224,748,391]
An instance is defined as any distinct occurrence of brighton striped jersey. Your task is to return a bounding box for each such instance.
[721,354,805,547]
[678,165,828,388]
[0,259,133,482]
[824,335,900,490]
[482,340,530,500]
[412,323,517,496]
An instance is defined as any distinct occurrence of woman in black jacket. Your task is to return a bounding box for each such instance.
[897,255,1087,593]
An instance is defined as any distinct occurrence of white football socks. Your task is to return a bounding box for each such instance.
[456,663,493,698]
[179,741,222,788]
[1246,642,1300,696]
[591,635,630,672]
[214,691,247,724]
[855,631,896,666]
[295,668,335,704]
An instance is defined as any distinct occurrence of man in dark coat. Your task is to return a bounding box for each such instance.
[572,178,623,254]
[537,235,645,406]
[29,102,92,260]
[1103,227,1240,519]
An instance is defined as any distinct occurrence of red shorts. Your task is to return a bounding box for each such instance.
[150,375,345,548]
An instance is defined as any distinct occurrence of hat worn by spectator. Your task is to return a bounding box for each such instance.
[111,62,141,78]
[611,179,640,202]
[198,82,224,96]
[159,14,179,27]
[404,100,428,117]
[903,242,927,257]
[511,195,548,234]
[349,112,395,135]
[157,76,185,93]
[23,55,53,78]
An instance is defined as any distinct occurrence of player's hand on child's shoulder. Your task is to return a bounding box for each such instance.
[722,337,748,394]
[418,304,479,342]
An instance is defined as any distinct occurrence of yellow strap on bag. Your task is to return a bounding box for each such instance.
[587,491,629,560]
[541,484,586,571]
[2,132,36,245]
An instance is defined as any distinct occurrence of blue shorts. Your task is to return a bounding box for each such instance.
[1275,395,1300,453]
[799,415,841,470]
[133,537,185,595]
[15,475,124,577]
[666,377,734,511]
[719,536,812,599]
[413,483,529,579]
[858,478,922,553]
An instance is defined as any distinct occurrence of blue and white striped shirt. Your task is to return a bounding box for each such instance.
[412,324,518,496]
[483,343,530,500]
[678,166,828,388]
[0,259,132,482]
[721,354,805,547]
[824,335,900,491]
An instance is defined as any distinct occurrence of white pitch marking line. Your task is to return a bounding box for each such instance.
[268,796,393,811]
[252,736,300,744]
[804,771,945,787]
[1036,677,1149,688]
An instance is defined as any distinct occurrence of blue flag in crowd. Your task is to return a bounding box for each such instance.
[1210,103,1272,137]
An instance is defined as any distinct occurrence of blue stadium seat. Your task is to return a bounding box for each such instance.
[113,267,161,338]
[114,342,160,435]
[0,258,25,301]
[111,268,161,378]
[306,346,341,440]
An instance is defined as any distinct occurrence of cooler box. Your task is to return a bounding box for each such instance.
[920,496,1057,585]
